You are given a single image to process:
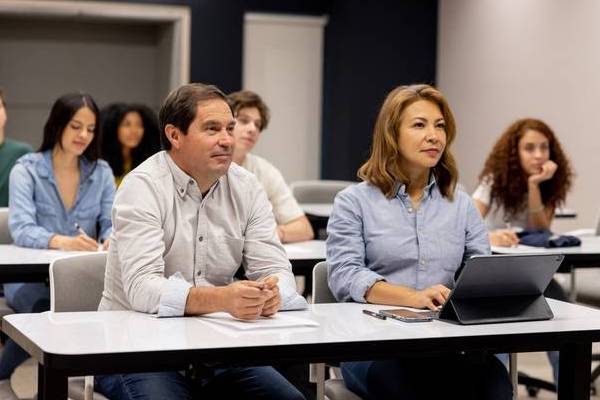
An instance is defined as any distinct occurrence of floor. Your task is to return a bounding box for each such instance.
[5,347,600,399]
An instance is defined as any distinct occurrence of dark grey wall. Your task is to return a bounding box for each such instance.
[129,0,328,93]
[186,0,438,180]
[321,0,439,180]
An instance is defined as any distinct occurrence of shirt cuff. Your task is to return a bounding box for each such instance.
[350,271,386,303]
[99,228,112,243]
[37,231,54,249]
[281,292,308,310]
[157,272,193,317]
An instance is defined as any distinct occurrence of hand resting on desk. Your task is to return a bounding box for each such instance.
[489,230,519,247]
[185,276,282,320]
[48,233,101,251]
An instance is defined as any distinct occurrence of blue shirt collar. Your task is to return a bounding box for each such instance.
[394,174,437,198]
[37,150,96,183]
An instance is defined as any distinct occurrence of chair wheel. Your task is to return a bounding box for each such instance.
[527,386,540,397]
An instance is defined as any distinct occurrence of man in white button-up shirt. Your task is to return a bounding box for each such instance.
[96,83,306,400]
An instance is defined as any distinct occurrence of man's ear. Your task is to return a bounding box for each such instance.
[164,124,181,150]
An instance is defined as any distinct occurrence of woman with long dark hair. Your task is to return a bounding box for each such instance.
[100,103,160,186]
[2,93,115,388]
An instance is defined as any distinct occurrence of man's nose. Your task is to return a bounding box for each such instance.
[219,131,234,147]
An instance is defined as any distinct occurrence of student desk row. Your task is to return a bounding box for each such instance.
[492,235,600,301]
[3,299,600,399]
[0,241,327,284]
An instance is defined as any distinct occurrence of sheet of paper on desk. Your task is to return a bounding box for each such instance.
[199,312,319,330]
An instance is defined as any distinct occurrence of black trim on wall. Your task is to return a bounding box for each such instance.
[128,0,328,95]
[321,0,438,180]
[108,0,438,180]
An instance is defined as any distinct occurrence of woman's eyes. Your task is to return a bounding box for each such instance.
[524,144,549,152]
[411,121,445,129]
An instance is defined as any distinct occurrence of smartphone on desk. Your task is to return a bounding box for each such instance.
[379,309,437,322]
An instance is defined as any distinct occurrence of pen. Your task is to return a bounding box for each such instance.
[362,309,386,320]
[74,222,87,237]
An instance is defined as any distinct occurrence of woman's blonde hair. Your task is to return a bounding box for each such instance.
[358,84,458,199]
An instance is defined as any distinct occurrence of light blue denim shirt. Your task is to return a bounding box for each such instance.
[8,150,115,248]
[326,179,490,303]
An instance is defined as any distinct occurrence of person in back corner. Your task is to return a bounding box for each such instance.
[472,118,573,247]
[472,117,574,384]
[100,102,161,186]
[95,83,306,400]
[1,93,114,394]
[0,88,32,208]
[227,90,314,243]
[326,84,512,399]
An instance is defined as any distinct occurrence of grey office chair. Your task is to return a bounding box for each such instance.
[0,208,11,244]
[291,181,355,240]
[290,180,355,204]
[49,252,109,400]
[310,261,363,400]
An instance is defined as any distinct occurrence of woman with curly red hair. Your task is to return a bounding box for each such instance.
[472,118,573,247]
[472,117,573,385]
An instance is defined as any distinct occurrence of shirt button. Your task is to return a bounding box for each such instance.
[198,236,203,242]
[407,208,413,213]
[179,188,184,193]
[197,271,201,276]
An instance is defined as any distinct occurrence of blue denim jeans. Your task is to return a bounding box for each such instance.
[0,283,50,379]
[341,354,512,400]
[95,366,306,400]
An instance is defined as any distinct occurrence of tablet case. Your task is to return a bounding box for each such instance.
[438,254,564,325]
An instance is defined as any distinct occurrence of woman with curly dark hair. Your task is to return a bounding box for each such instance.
[473,118,573,247]
[100,103,161,186]
[473,118,573,385]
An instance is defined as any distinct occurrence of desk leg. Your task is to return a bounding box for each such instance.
[558,342,591,400]
[37,363,68,400]
[569,266,577,302]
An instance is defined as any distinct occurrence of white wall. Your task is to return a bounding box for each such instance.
[243,13,326,183]
[438,0,600,231]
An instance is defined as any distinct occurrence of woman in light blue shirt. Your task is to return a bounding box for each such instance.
[326,84,511,399]
[1,93,115,382]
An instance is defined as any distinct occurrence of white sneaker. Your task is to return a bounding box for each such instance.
[0,380,17,400]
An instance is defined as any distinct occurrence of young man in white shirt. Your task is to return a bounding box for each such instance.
[228,90,314,243]
[96,83,306,400]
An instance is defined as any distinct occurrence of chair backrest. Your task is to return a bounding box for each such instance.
[312,261,337,304]
[290,180,355,204]
[49,252,107,312]
[0,208,11,244]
